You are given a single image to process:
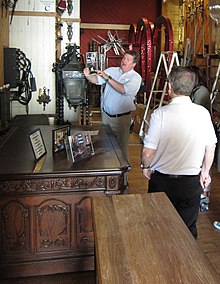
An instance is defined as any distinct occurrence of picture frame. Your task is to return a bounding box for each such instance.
[29,128,47,161]
[66,131,95,163]
[52,126,70,153]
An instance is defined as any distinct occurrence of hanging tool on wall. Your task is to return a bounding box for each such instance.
[67,0,73,16]
[1,0,14,17]
[67,22,73,42]
[1,0,8,17]
[1,0,19,23]
[10,0,18,24]
[56,0,66,16]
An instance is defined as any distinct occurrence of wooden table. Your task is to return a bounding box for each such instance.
[0,125,130,279]
[92,192,220,284]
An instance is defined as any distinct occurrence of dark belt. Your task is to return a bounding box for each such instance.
[154,170,199,179]
[103,108,131,118]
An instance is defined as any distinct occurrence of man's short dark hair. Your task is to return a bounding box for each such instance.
[168,66,196,96]
[125,50,140,64]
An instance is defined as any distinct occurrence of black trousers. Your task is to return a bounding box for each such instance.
[148,171,201,239]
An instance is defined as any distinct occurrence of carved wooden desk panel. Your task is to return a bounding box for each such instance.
[0,125,130,278]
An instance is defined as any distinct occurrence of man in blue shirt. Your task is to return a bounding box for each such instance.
[84,50,142,159]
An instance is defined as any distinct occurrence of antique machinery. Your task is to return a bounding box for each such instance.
[53,43,88,125]
[128,18,153,96]
[4,47,36,114]
[128,16,174,97]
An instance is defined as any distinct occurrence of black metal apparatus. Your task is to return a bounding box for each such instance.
[0,84,10,134]
[4,47,37,114]
[53,44,88,125]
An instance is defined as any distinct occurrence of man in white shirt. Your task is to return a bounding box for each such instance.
[84,50,142,158]
[141,66,217,239]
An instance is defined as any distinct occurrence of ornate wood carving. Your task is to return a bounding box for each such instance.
[35,199,71,252]
[1,200,30,255]
[108,176,117,189]
[0,176,107,193]
[74,196,94,249]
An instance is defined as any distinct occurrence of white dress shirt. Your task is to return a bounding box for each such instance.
[144,96,217,175]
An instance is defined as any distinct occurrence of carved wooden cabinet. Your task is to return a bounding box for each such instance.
[0,125,130,278]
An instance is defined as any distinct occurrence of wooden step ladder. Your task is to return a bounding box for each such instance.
[139,51,180,138]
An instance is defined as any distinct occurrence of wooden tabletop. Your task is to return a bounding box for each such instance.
[0,125,129,176]
[92,192,219,284]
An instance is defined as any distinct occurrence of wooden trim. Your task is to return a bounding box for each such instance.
[9,11,57,17]
[9,11,81,22]
[61,18,81,23]
[80,23,130,30]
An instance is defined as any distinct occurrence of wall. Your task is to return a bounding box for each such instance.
[80,0,162,57]
[81,0,160,24]
[8,0,80,123]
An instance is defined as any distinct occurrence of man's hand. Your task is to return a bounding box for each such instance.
[95,70,109,81]
[142,168,153,180]
[141,147,156,180]
[84,68,98,84]
[200,171,211,189]
[199,144,216,194]
[84,68,108,83]
[83,67,90,78]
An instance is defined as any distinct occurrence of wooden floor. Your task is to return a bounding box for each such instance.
[0,133,220,283]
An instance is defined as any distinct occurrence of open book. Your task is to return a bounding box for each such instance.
[65,131,95,162]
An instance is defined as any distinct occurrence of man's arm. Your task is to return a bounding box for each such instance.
[83,67,98,84]
[95,70,125,94]
[141,147,156,179]
[84,67,125,94]
[200,144,216,189]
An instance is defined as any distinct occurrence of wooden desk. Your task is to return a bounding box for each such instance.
[0,125,130,279]
[92,193,220,283]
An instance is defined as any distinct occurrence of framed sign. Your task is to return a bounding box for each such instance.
[52,126,70,153]
[29,128,47,161]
